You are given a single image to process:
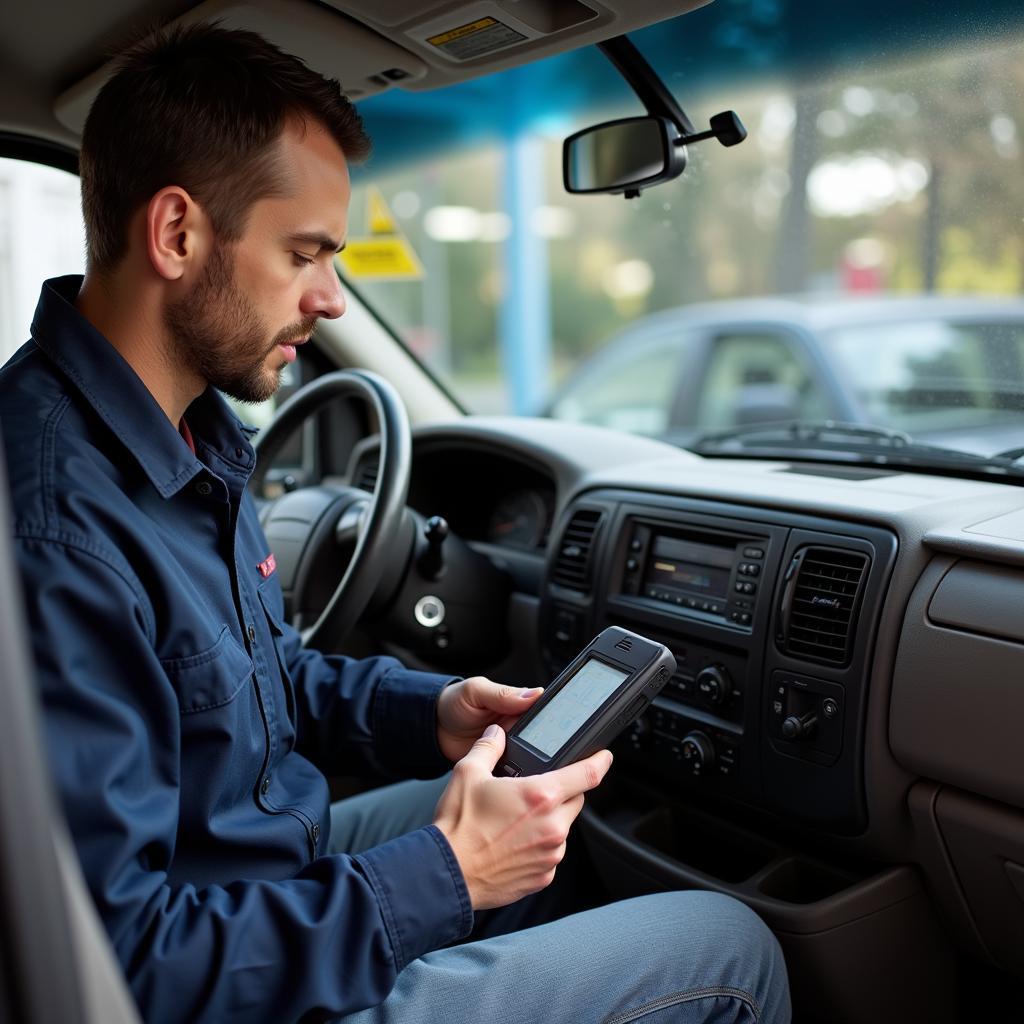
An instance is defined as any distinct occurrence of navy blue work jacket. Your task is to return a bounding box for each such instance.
[0,277,473,1022]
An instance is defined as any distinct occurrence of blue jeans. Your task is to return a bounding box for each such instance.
[331,777,791,1023]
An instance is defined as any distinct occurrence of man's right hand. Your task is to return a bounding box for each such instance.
[432,723,613,910]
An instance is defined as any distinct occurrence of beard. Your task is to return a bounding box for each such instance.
[164,243,316,404]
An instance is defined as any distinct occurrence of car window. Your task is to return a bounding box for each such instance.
[0,157,85,363]
[692,332,831,430]
[548,335,683,434]
[821,320,1024,434]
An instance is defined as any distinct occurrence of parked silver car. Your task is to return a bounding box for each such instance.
[547,296,1024,456]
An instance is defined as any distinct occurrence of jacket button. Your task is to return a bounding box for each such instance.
[260,776,270,796]
[247,623,256,643]
[311,823,320,842]
[195,480,213,496]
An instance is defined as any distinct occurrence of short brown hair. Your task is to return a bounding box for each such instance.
[80,22,371,271]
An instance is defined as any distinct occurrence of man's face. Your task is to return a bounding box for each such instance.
[165,119,350,404]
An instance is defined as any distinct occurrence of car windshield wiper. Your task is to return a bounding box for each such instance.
[693,421,917,450]
[990,445,1024,464]
[689,420,1024,475]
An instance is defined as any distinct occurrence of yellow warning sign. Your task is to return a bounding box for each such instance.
[339,240,423,279]
[337,187,423,280]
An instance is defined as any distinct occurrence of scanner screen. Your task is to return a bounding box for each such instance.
[518,658,629,758]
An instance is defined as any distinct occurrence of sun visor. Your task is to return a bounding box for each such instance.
[54,0,429,136]
[325,0,713,89]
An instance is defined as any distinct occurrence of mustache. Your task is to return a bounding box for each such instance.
[269,319,319,352]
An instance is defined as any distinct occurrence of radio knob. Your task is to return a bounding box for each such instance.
[695,665,731,705]
[680,731,715,775]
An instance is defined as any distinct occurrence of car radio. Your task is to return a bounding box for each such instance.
[620,519,768,629]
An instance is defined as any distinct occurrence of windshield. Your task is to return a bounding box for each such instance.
[342,4,1024,469]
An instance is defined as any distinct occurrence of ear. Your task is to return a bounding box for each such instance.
[145,186,210,281]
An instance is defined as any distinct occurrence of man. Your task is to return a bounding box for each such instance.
[0,22,790,1024]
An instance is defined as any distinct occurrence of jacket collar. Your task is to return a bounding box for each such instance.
[30,275,254,498]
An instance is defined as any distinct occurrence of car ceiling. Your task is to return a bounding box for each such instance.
[4,0,1024,205]
[0,0,706,148]
[8,0,1024,157]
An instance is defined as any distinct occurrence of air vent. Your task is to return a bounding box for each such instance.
[614,638,633,653]
[550,509,603,592]
[779,547,869,665]
[354,460,378,493]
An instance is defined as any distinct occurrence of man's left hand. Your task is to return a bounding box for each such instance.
[437,677,543,763]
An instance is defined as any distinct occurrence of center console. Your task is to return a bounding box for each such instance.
[537,490,961,1024]
[542,489,897,834]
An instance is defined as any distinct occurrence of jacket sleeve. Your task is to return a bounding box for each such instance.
[263,575,458,779]
[16,533,473,1024]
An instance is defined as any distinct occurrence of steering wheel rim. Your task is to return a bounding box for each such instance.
[251,368,411,651]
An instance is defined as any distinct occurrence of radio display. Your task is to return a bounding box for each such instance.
[643,535,733,600]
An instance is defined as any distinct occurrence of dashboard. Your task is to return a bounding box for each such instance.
[352,415,1024,1023]
[404,444,555,551]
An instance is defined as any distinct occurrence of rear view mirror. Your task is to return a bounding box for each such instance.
[563,116,684,196]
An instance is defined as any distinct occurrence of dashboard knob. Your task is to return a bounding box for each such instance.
[695,665,731,705]
[680,731,715,775]
[781,712,818,741]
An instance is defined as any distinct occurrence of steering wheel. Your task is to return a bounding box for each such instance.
[251,369,411,652]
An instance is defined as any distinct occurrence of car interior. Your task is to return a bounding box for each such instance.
[4,1,1024,1022]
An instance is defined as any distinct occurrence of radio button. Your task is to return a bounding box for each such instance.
[554,610,578,647]
[672,671,694,695]
[743,547,765,559]
[626,557,639,572]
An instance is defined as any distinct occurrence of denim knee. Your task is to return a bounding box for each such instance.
[637,890,790,1022]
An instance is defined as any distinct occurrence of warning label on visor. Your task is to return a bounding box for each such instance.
[426,17,527,61]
